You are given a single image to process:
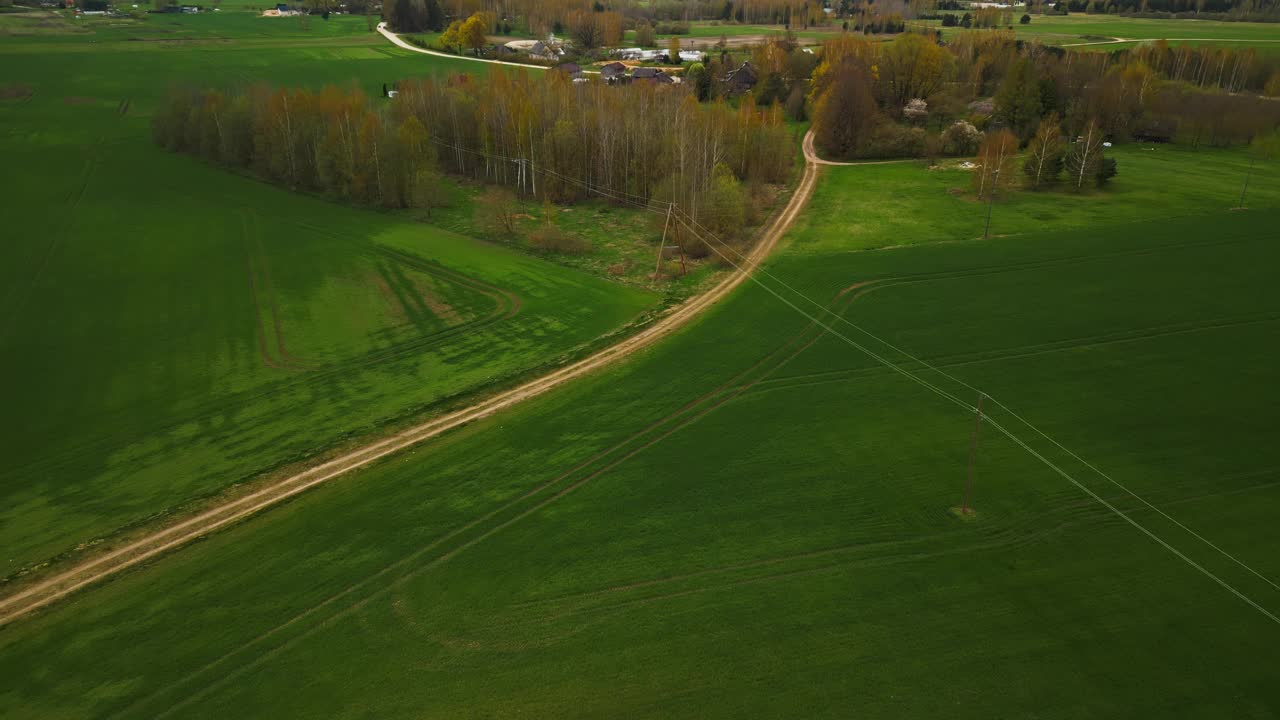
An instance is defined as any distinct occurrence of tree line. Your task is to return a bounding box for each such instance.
[809,30,1280,163]
[380,0,1277,38]
[1051,0,1279,21]
[384,0,873,41]
[151,71,792,244]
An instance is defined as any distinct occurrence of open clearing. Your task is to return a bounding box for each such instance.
[929,14,1280,52]
[2,117,1277,714]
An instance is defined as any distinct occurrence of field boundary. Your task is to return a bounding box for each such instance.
[0,142,821,627]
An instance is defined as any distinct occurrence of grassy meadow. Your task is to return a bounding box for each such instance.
[2,114,1278,717]
[927,14,1280,53]
[0,12,659,571]
[636,15,1280,54]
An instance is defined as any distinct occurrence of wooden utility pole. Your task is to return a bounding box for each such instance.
[1238,155,1256,209]
[961,393,986,515]
[983,168,999,239]
[654,202,673,279]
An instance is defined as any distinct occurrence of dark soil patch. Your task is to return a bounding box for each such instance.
[1,83,33,100]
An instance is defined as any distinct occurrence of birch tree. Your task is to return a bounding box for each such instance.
[1065,118,1103,191]
[1023,113,1063,189]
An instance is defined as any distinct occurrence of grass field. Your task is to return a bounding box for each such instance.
[0,13,659,572]
[793,145,1278,253]
[929,14,1280,53]
[2,128,1278,716]
[637,15,1280,54]
[4,6,1280,718]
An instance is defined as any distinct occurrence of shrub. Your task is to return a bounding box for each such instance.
[1020,13,1032,23]
[941,120,982,155]
[528,224,591,253]
[903,98,928,123]
[784,84,807,121]
[475,186,519,237]
[1264,71,1280,98]
[866,124,927,158]
[1095,157,1118,186]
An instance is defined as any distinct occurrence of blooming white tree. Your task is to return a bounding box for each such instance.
[903,98,928,123]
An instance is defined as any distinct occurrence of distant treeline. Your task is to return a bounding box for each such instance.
[384,0,1280,39]
[1053,0,1280,20]
[152,72,792,241]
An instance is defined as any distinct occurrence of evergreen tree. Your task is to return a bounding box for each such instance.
[994,58,1043,138]
[424,0,443,31]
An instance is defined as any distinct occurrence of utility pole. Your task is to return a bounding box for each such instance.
[654,202,673,280]
[961,393,986,515]
[1238,155,1256,210]
[983,168,999,239]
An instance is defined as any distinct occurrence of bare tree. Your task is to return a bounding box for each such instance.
[972,128,1018,201]
[1065,118,1103,191]
[475,186,519,237]
[1023,113,1063,189]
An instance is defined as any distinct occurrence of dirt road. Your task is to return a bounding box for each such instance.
[0,139,822,627]
[802,131,923,167]
[378,23,600,72]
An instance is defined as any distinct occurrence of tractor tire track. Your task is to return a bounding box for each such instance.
[0,146,821,628]
[126,173,844,717]
[3,237,521,483]
[0,151,96,343]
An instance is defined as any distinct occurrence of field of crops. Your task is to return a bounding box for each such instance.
[0,13,657,572]
[3,106,1278,717]
[5,6,1280,718]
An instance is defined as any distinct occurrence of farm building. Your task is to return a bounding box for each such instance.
[721,61,757,95]
[600,62,628,84]
[632,67,674,84]
[552,62,583,79]
[504,39,559,61]
[616,48,669,62]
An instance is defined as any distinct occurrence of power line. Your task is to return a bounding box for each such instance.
[411,133,1280,617]
[665,210,1280,626]
[674,207,1280,597]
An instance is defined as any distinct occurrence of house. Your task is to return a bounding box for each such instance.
[721,61,757,95]
[600,62,628,84]
[552,62,583,79]
[504,39,556,60]
[632,67,673,84]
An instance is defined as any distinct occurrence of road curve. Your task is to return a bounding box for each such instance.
[802,130,922,167]
[378,23,602,73]
[0,137,822,627]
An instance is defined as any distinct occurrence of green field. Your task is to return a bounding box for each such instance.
[4,6,1280,718]
[930,14,1280,52]
[0,13,658,572]
[3,114,1278,716]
